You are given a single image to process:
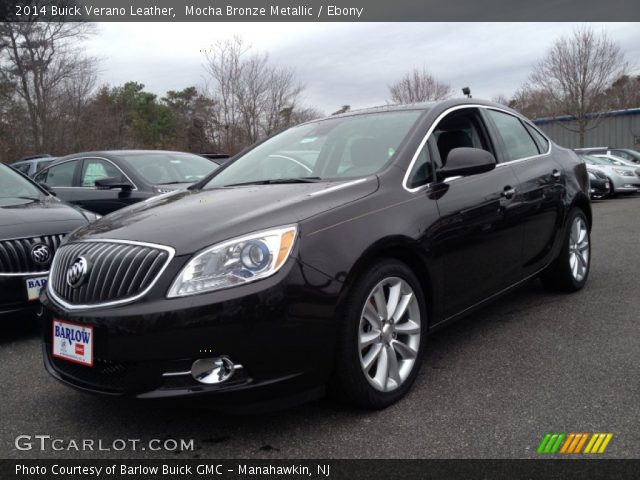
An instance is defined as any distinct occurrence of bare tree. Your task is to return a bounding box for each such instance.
[388,67,452,104]
[528,26,627,146]
[203,37,307,152]
[509,84,560,119]
[604,74,640,110]
[0,21,97,152]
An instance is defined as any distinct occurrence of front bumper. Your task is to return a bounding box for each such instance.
[608,174,640,192]
[0,274,46,321]
[40,259,343,400]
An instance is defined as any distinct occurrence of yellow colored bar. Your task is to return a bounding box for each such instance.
[590,434,606,453]
[574,433,589,453]
[597,434,613,453]
[567,434,582,454]
[560,434,575,454]
[584,433,598,453]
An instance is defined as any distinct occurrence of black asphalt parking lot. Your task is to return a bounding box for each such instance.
[1,196,639,460]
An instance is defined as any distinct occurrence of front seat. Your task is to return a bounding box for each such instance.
[345,137,391,176]
[437,130,473,165]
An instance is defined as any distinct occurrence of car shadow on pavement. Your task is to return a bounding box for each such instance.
[38,277,567,459]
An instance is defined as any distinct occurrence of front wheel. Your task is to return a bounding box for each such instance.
[540,208,591,292]
[332,259,427,409]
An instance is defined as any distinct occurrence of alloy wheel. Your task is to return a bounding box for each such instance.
[358,277,421,392]
[568,216,589,282]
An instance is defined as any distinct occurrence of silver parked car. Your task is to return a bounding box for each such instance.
[579,154,640,195]
[594,153,639,168]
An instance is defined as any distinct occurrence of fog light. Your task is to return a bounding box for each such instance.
[191,357,235,384]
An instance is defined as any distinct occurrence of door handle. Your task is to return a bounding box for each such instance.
[501,186,516,200]
[552,169,561,180]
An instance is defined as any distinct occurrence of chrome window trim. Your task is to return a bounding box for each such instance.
[36,156,138,191]
[47,238,175,311]
[403,104,553,193]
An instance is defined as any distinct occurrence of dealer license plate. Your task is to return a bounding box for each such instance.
[52,319,94,367]
[25,276,48,301]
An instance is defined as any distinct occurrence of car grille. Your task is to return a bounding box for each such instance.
[0,234,64,274]
[49,240,173,307]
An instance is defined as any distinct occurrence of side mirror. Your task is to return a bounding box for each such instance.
[95,177,133,191]
[39,182,56,196]
[439,147,496,178]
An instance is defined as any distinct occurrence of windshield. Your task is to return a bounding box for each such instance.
[122,152,219,184]
[0,163,45,199]
[204,110,424,188]
[598,155,635,166]
[581,155,610,165]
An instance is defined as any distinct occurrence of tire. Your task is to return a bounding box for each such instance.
[332,259,427,409]
[540,208,591,292]
[607,178,617,197]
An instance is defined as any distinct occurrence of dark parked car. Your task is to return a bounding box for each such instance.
[41,99,591,409]
[33,150,219,215]
[576,147,640,164]
[0,162,99,321]
[587,169,611,199]
[11,154,57,177]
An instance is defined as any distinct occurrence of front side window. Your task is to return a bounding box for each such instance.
[486,110,539,162]
[36,160,78,187]
[204,110,424,188]
[81,159,125,187]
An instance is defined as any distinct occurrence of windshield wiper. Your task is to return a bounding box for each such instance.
[223,177,321,187]
[156,181,184,185]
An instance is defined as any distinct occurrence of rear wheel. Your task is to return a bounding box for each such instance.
[332,259,427,409]
[541,208,590,292]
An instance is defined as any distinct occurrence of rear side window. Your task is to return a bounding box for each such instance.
[524,124,549,153]
[486,110,539,162]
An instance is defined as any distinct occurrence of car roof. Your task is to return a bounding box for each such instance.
[305,98,525,124]
[49,150,205,163]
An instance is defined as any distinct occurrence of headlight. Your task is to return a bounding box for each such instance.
[167,225,297,297]
[613,168,634,177]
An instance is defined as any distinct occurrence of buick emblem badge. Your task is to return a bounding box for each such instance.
[31,244,51,265]
[66,256,89,288]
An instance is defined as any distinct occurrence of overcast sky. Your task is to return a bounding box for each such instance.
[85,22,640,114]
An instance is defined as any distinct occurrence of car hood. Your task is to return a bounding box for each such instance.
[67,178,378,255]
[590,164,638,173]
[0,196,91,239]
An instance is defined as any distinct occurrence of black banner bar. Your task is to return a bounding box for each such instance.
[2,0,640,22]
[3,459,640,480]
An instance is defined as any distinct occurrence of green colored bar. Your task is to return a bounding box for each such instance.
[537,433,552,454]
[550,433,566,453]
[544,434,559,453]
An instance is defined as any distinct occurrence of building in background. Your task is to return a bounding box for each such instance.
[533,108,640,150]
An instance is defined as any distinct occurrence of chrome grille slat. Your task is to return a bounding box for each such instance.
[49,240,173,308]
[0,234,65,274]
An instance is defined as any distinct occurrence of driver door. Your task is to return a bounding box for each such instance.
[428,108,524,318]
[73,158,136,215]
